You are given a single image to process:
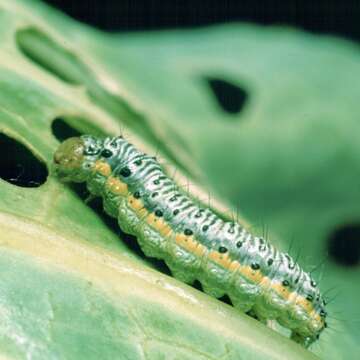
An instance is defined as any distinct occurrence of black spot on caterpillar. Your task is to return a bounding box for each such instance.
[53,135,327,347]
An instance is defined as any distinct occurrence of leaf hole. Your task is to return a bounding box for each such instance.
[52,117,83,142]
[205,77,248,115]
[51,117,106,142]
[16,27,91,85]
[0,133,48,187]
[327,224,360,267]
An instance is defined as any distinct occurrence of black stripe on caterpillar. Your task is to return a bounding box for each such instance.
[53,135,327,347]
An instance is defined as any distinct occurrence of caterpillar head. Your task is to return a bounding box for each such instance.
[53,135,103,181]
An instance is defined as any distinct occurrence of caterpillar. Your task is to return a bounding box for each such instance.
[53,135,327,347]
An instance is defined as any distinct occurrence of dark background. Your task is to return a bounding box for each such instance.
[43,0,360,42]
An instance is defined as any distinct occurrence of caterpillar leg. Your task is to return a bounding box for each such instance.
[290,332,313,348]
[167,265,196,284]
[84,193,97,204]
[228,282,258,313]
[200,281,225,298]
[162,231,206,285]
[246,309,268,325]
[229,297,252,313]
[134,218,169,259]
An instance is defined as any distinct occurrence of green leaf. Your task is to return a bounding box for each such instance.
[1,0,359,359]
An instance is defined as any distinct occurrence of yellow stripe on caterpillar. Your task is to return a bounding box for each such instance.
[106,176,128,195]
[93,160,111,177]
